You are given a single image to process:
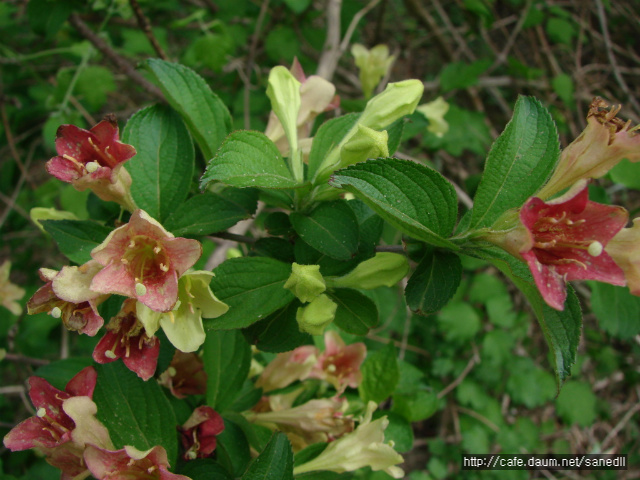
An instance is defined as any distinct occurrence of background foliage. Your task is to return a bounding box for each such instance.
[1,0,640,478]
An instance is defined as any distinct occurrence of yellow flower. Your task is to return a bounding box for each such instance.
[0,261,25,315]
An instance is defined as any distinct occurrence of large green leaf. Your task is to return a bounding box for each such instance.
[471,247,582,387]
[243,301,312,353]
[470,96,559,229]
[590,282,640,339]
[164,193,253,236]
[217,416,251,477]
[93,362,178,465]
[359,343,399,404]
[405,250,462,315]
[290,201,359,261]
[41,219,111,264]
[201,130,299,189]
[242,432,294,480]
[207,257,295,330]
[123,104,194,222]
[144,59,232,160]
[330,288,378,335]
[330,158,458,249]
[203,330,252,411]
[178,459,233,480]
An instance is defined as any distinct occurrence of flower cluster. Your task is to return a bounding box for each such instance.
[483,98,640,310]
[250,331,363,448]
[2,367,198,479]
[26,120,228,380]
[247,330,404,476]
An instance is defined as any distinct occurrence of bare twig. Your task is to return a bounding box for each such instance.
[485,0,532,74]
[0,386,26,395]
[402,0,453,59]
[338,0,382,55]
[0,140,36,230]
[317,0,382,81]
[594,0,640,115]
[438,353,479,399]
[68,13,165,101]
[366,333,430,357]
[316,0,342,80]
[244,0,271,129]
[456,406,500,432]
[68,95,97,126]
[129,0,168,60]
[2,353,50,366]
[375,244,405,253]
[601,402,640,451]
[0,97,33,189]
[208,231,257,244]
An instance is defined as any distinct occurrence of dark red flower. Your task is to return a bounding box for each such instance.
[93,298,160,380]
[513,182,627,309]
[46,116,137,210]
[179,406,225,460]
[158,351,207,399]
[3,367,112,479]
[27,262,106,336]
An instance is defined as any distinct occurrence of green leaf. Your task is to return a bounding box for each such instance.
[164,193,253,236]
[291,201,359,261]
[207,257,295,330]
[123,104,194,222]
[243,301,312,353]
[437,302,481,343]
[329,288,378,335]
[183,32,235,73]
[372,411,413,453]
[470,96,559,229]
[307,113,360,180]
[555,381,597,426]
[242,432,294,480]
[74,66,117,112]
[546,17,576,45]
[423,105,491,156]
[265,26,300,63]
[359,343,399,404]
[282,0,311,14]
[405,250,462,315]
[392,390,438,422]
[144,59,232,160]
[93,362,178,465]
[178,459,233,480]
[252,238,295,263]
[330,158,458,249]
[201,131,298,189]
[203,329,252,411]
[217,416,251,477]
[471,247,582,387]
[34,358,94,391]
[589,282,640,339]
[41,219,111,264]
[439,60,491,92]
[27,0,73,38]
[506,357,556,408]
[609,158,640,190]
[551,73,574,105]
